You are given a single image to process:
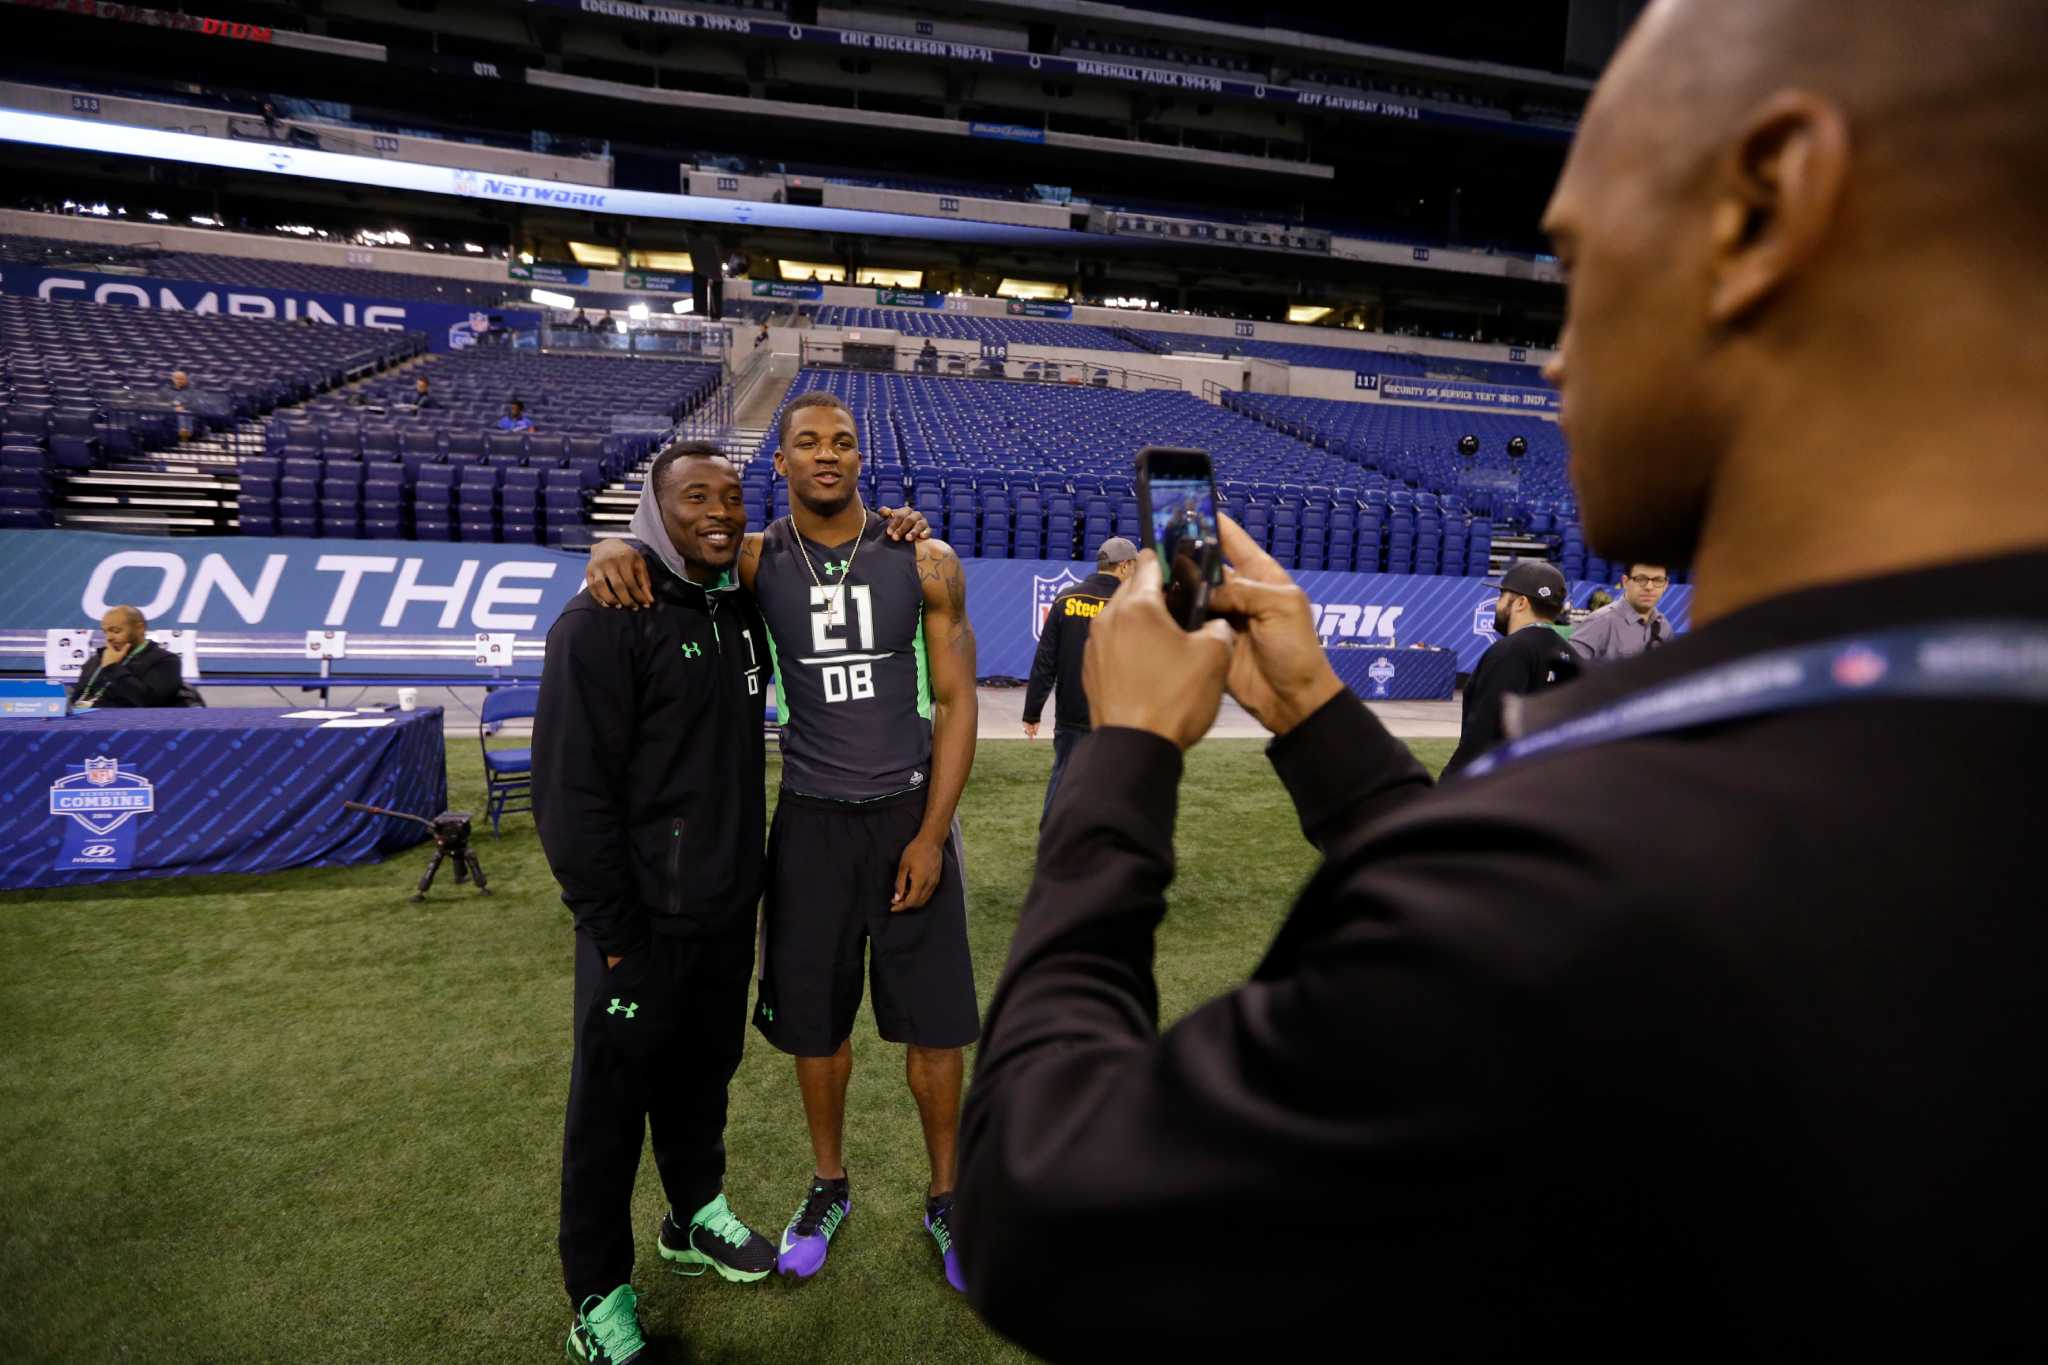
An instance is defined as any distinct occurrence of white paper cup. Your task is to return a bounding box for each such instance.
[398,688,418,712]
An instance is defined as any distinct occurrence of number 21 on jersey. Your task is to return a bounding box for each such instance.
[811,584,875,704]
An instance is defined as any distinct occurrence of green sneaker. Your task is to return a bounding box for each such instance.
[566,1283,646,1365]
[659,1192,775,1283]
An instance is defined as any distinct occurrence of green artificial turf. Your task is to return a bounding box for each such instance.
[0,735,1453,1364]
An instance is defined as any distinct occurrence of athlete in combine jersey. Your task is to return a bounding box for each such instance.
[584,392,979,1294]
[750,391,978,1295]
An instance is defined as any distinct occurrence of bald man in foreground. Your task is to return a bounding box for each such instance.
[955,1,2048,1359]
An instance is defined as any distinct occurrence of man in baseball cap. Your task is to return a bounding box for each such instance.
[1444,558,1581,776]
[1022,537,1141,821]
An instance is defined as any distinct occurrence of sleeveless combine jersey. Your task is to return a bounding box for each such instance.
[756,514,933,801]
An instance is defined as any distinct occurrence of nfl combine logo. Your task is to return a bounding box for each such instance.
[1031,569,1081,639]
[1367,657,1397,698]
[48,755,156,871]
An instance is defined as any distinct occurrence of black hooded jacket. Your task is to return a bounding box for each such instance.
[533,550,769,956]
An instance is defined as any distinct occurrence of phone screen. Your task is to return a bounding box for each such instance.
[1150,477,1218,579]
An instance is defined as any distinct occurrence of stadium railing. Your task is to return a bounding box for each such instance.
[797,337,1179,391]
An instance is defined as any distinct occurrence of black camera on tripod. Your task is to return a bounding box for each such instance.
[342,801,492,901]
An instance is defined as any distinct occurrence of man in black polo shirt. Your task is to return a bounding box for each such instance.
[1444,558,1580,776]
[1021,536,1138,820]
[953,0,2048,1357]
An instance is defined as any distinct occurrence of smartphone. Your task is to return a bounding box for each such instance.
[1135,445,1223,630]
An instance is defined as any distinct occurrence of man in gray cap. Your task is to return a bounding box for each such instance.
[1022,536,1140,820]
[1443,558,1580,776]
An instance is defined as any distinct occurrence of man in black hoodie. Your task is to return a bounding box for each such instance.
[1021,535,1139,820]
[1442,557,1581,777]
[534,444,777,1365]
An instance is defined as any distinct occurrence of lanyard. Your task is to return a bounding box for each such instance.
[1463,620,2048,779]
[77,640,149,707]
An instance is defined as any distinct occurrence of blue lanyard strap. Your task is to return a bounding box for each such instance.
[1465,619,2048,779]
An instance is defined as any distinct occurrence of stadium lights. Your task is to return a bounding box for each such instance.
[855,267,924,288]
[997,278,1068,300]
[189,215,220,227]
[778,259,846,283]
[275,224,319,237]
[145,210,169,221]
[614,318,630,334]
[518,251,535,265]
[627,303,650,321]
[356,228,411,247]
[637,250,694,272]
[568,241,622,267]
[462,243,485,254]
[671,299,695,314]
[528,288,576,309]
[1288,305,1334,324]
[1101,296,1155,310]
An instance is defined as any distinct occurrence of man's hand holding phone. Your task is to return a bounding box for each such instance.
[1083,555,1235,750]
[1207,514,1345,737]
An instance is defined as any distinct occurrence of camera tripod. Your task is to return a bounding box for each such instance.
[342,801,491,901]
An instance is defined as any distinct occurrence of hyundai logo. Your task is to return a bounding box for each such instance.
[80,844,116,859]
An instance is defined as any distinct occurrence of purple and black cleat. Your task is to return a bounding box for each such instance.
[778,1174,851,1279]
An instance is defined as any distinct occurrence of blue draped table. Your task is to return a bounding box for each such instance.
[1324,646,1458,701]
[0,707,446,890]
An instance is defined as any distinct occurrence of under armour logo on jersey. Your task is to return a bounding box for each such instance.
[910,770,925,786]
[680,642,702,659]
[824,559,850,575]
[607,998,638,1018]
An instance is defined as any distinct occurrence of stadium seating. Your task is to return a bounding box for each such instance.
[1131,331,1546,387]
[744,369,1508,576]
[809,307,1139,352]
[1224,392,1572,518]
[244,351,718,544]
[0,293,419,525]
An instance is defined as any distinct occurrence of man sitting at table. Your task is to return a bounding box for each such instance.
[68,606,184,710]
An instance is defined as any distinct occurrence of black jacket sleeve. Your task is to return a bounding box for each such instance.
[532,606,645,957]
[1444,644,1509,775]
[1265,688,1433,854]
[954,723,1622,1359]
[80,645,185,708]
[1021,599,1063,725]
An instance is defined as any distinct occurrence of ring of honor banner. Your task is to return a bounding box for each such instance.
[1,708,447,889]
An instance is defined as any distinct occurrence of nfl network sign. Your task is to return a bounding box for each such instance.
[48,756,155,871]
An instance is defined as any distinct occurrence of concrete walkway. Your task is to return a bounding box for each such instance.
[195,683,1464,741]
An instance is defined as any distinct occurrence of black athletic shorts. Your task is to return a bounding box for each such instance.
[754,785,979,1057]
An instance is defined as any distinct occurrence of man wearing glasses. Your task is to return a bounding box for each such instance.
[1570,563,1675,661]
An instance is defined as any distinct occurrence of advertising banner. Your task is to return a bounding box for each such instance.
[0,265,534,353]
[0,534,1691,684]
